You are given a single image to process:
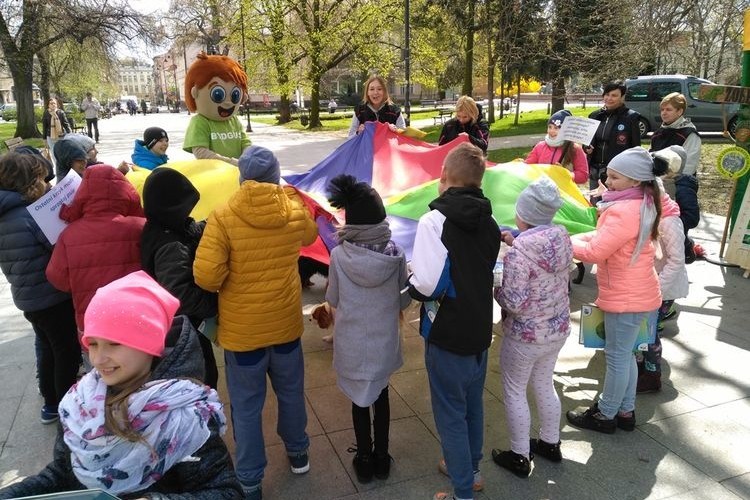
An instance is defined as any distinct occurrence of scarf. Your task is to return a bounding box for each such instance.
[50,111,62,140]
[598,186,656,265]
[337,221,391,248]
[59,371,226,496]
[544,134,565,148]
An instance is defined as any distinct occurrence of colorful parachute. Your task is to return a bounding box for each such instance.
[127,122,597,262]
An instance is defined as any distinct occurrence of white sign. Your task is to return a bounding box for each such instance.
[559,116,601,145]
[27,170,81,244]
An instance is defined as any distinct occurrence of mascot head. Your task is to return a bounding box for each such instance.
[185,52,248,121]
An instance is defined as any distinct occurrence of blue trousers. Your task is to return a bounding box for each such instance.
[598,312,645,418]
[224,339,309,487]
[426,342,487,499]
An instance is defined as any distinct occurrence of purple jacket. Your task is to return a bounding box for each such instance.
[496,224,572,344]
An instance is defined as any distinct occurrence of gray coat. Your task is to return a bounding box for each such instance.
[326,241,410,404]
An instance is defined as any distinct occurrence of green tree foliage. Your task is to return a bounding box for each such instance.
[0,0,157,138]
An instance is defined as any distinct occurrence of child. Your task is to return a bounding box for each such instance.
[408,143,501,500]
[658,145,700,263]
[0,152,80,425]
[141,167,219,389]
[438,96,490,153]
[566,147,666,434]
[636,148,690,393]
[324,174,410,483]
[0,271,244,499]
[46,165,146,333]
[194,146,317,500]
[525,109,588,186]
[491,176,572,477]
[53,138,88,181]
[132,126,170,169]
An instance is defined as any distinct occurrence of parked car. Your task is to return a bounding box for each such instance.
[625,75,739,137]
[1,103,17,122]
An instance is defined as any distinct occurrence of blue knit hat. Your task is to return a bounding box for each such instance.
[238,146,280,184]
[548,109,572,127]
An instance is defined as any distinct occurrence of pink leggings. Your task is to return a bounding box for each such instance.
[500,336,566,458]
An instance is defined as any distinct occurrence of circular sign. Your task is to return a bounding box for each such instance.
[717,147,750,179]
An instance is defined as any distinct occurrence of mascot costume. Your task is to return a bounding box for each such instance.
[183,52,252,166]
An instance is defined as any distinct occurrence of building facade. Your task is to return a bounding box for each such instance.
[117,59,153,101]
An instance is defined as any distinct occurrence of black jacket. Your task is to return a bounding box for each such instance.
[675,174,700,231]
[0,316,243,499]
[41,109,72,139]
[141,169,218,326]
[438,118,490,153]
[408,187,501,355]
[355,102,402,126]
[650,125,698,153]
[587,105,641,168]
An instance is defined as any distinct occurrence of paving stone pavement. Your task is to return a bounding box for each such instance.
[0,114,748,499]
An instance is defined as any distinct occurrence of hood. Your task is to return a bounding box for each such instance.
[335,241,404,288]
[0,189,26,217]
[663,116,696,131]
[675,173,698,191]
[60,165,144,223]
[429,187,493,232]
[511,225,572,275]
[132,139,169,166]
[151,315,205,381]
[229,181,292,229]
[143,168,199,232]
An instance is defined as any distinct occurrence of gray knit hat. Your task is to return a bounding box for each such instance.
[238,146,280,184]
[516,175,563,227]
[607,147,656,181]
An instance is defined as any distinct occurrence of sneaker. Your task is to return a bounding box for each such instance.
[374,452,392,480]
[662,305,677,322]
[636,372,662,394]
[566,404,616,434]
[352,451,374,483]
[437,459,483,491]
[616,411,636,431]
[40,405,59,425]
[529,438,562,462]
[288,450,310,474]
[491,449,531,478]
[242,482,262,500]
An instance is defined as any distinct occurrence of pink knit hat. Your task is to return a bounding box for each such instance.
[82,271,180,357]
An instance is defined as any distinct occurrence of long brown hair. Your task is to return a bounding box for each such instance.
[642,180,662,240]
[104,370,153,443]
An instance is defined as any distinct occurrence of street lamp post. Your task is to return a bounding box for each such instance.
[239,0,252,132]
[404,0,411,126]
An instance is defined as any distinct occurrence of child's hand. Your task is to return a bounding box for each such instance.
[501,230,515,246]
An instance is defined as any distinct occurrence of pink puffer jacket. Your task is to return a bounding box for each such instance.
[573,199,661,313]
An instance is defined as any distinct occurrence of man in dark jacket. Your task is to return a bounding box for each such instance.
[585,81,642,190]
[408,143,501,500]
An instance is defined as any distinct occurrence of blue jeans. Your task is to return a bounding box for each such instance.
[224,339,309,487]
[598,312,646,419]
[425,342,487,499]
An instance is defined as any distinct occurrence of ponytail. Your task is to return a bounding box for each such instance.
[643,179,662,240]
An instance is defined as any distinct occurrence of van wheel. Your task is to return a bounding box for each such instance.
[728,116,738,138]
[638,118,650,138]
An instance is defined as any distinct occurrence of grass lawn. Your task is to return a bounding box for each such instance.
[0,122,45,151]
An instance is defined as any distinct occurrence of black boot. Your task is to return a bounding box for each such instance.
[374,452,392,480]
[352,450,374,483]
[491,449,531,478]
[529,438,562,462]
[566,404,616,434]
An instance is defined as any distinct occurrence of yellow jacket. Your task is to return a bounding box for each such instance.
[194,181,318,351]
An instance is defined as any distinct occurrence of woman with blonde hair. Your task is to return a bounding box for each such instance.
[438,96,490,152]
[348,75,405,136]
[41,98,71,168]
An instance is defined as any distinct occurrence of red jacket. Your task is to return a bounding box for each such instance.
[46,166,146,329]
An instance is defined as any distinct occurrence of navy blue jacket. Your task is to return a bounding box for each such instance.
[0,189,70,312]
[675,174,700,231]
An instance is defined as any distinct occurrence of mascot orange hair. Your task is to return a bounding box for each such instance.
[182,52,251,166]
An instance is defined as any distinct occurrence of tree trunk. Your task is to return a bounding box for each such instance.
[38,51,51,106]
[461,1,475,96]
[551,75,565,113]
[278,95,292,124]
[309,79,321,128]
[7,54,41,138]
[487,39,495,124]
